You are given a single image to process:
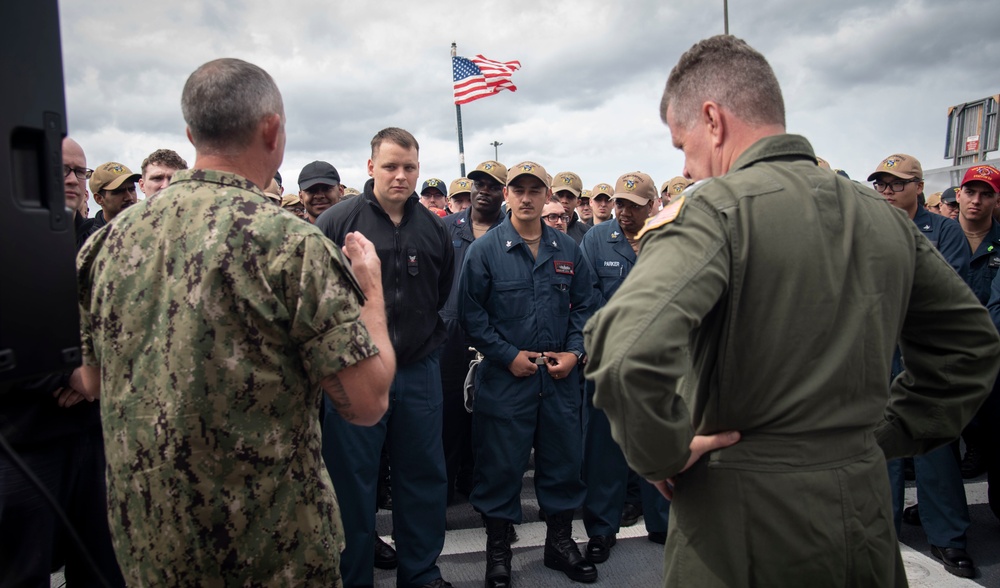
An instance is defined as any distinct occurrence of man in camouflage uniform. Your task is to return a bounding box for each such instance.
[76,58,395,586]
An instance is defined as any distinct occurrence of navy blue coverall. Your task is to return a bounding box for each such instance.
[439,207,503,502]
[459,218,596,522]
[887,206,972,548]
[579,218,670,539]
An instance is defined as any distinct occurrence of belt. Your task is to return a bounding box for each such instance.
[707,429,878,472]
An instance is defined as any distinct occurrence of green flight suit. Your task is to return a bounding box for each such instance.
[584,134,1000,587]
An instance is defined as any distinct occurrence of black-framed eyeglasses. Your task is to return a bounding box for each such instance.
[872,178,919,193]
[543,213,570,223]
[943,201,960,208]
[63,165,93,180]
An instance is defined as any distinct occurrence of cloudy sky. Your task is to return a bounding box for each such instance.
[59,0,999,212]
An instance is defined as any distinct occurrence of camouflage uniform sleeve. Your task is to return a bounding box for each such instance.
[76,234,100,367]
[283,233,380,387]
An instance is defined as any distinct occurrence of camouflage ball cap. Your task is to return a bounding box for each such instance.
[614,171,657,205]
[552,171,583,197]
[507,161,549,187]
[468,160,507,185]
[867,154,922,182]
[89,162,141,194]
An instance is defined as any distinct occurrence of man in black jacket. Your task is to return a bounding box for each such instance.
[316,127,455,588]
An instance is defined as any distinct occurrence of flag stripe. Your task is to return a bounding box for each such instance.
[453,54,520,105]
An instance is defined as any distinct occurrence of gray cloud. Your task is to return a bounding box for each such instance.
[59,0,1000,209]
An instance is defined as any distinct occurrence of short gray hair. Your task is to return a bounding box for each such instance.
[661,35,785,130]
[181,58,284,153]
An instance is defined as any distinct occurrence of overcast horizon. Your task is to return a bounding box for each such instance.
[60,0,1000,211]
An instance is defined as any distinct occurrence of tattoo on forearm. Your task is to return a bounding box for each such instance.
[324,375,357,422]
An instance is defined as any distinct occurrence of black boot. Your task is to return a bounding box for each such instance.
[484,517,513,588]
[543,510,597,583]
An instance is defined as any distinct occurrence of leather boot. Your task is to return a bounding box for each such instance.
[543,510,597,583]
[484,517,513,588]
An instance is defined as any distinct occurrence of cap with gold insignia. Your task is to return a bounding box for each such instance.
[507,161,549,187]
[280,194,301,207]
[344,187,361,196]
[449,177,473,197]
[89,161,141,194]
[613,171,657,205]
[591,183,614,199]
[925,192,942,207]
[552,171,583,197]
[468,160,508,185]
[420,178,447,196]
[867,154,922,182]
[580,189,592,202]
[660,176,692,196]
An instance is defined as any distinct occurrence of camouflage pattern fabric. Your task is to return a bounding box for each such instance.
[77,168,378,586]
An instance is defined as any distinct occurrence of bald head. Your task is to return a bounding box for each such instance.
[62,137,87,214]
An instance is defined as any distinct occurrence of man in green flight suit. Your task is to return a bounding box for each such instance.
[584,35,1000,587]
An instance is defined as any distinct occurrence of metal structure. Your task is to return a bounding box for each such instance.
[490,141,502,161]
[452,43,466,177]
[944,95,999,167]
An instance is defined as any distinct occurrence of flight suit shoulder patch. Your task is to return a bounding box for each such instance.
[637,195,685,240]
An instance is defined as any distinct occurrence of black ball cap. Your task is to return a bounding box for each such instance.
[298,160,341,191]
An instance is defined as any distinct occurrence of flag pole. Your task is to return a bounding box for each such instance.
[452,42,466,177]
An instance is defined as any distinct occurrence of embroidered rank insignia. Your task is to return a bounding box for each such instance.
[637,195,685,240]
[506,240,512,247]
[610,231,619,239]
[554,260,574,275]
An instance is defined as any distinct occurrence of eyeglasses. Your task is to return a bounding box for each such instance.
[64,165,93,180]
[943,201,960,208]
[872,178,919,193]
[543,213,570,223]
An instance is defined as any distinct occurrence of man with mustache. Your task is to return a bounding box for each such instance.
[460,161,597,587]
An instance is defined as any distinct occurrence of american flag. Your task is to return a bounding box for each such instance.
[453,54,521,106]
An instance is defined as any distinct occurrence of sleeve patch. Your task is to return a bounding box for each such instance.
[637,195,685,240]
